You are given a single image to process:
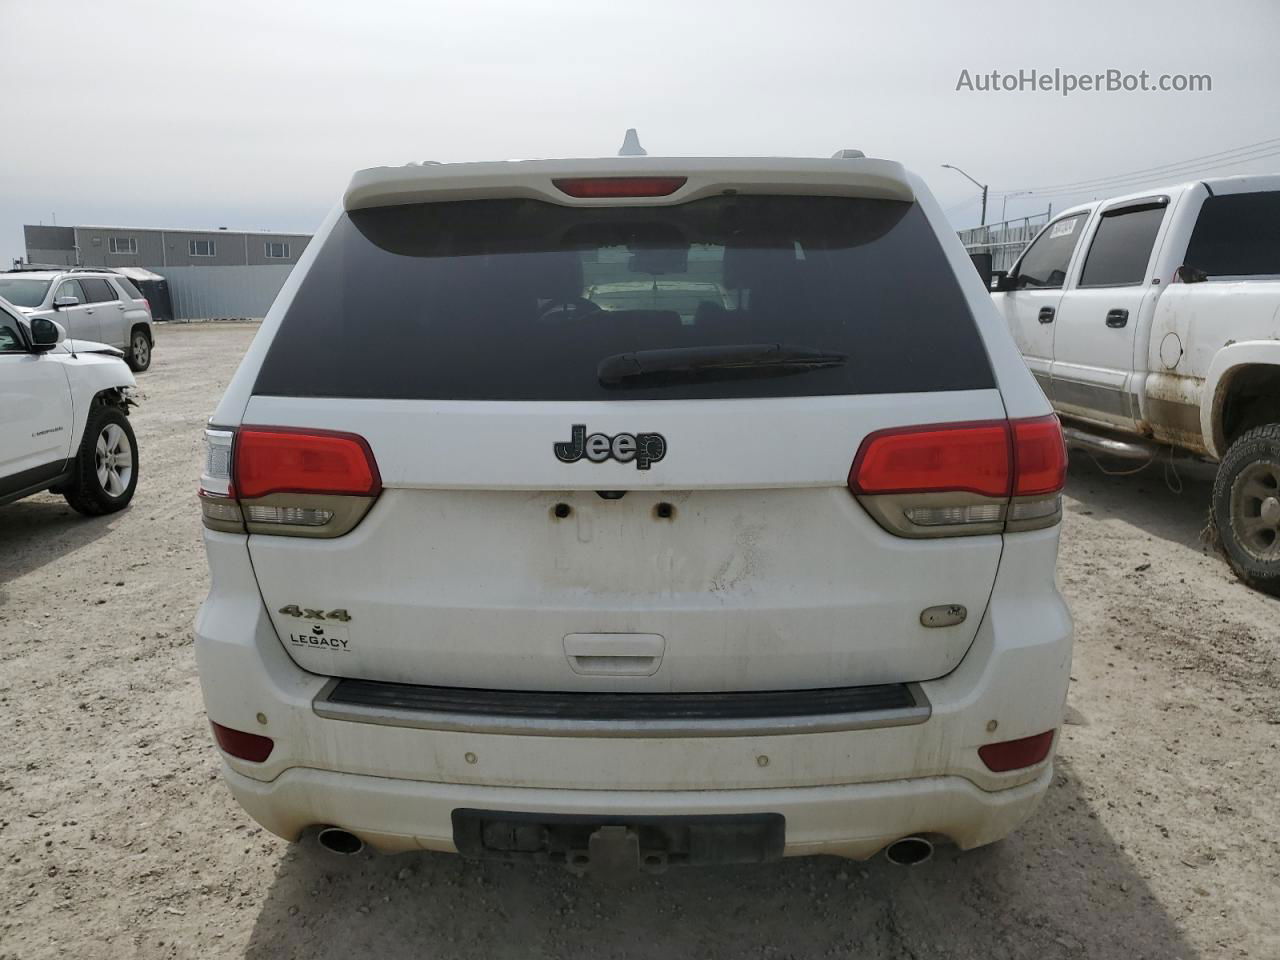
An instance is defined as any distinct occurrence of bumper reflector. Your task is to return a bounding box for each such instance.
[978,730,1055,772]
[211,721,274,763]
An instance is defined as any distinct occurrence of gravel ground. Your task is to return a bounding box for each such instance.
[1,322,1277,959]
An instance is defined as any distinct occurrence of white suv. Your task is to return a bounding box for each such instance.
[0,299,139,514]
[195,153,1072,871]
[0,268,155,371]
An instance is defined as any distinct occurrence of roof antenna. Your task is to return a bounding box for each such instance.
[618,128,647,157]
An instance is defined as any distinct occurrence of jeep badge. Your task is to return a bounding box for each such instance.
[555,424,666,470]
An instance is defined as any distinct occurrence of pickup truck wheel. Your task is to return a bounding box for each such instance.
[127,328,152,372]
[63,405,139,516]
[1212,423,1280,597]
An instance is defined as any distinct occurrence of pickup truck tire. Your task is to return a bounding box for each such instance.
[1212,423,1280,597]
[127,327,152,372]
[63,404,139,516]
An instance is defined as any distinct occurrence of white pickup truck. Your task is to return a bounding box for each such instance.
[992,174,1280,595]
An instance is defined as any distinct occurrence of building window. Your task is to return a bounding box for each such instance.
[264,241,290,259]
[108,237,137,255]
[189,239,216,257]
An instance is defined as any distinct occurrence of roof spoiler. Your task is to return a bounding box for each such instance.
[344,157,915,211]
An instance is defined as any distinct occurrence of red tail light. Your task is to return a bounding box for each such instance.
[978,730,1056,772]
[1011,415,1068,496]
[200,426,381,537]
[143,298,151,313]
[849,421,1011,498]
[234,428,380,499]
[848,415,1066,536]
[211,721,274,762]
[552,176,688,198]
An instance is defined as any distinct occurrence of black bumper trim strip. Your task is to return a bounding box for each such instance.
[313,678,931,738]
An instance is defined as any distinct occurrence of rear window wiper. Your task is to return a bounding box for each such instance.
[598,343,847,387]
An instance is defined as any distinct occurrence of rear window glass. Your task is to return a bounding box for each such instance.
[0,277,52,308]
[116,277,144,299]
[1185,192,1280,277]
[254,196,994,401]
[1078,203,1166,288]
[78,277,118,303]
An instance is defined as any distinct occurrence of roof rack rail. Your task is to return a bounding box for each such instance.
[68,266,120,274]
[4,262,71,272]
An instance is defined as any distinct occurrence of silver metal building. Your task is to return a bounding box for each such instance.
[23,223,312,321]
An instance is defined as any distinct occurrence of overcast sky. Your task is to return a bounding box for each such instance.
[2,0,1278,264]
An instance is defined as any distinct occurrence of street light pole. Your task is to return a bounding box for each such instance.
[1000,190,1033,223]
[942,163,988,226]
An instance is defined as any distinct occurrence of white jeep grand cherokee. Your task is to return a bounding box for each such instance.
[195,152,1072,871]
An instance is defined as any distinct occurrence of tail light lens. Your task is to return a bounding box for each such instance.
[211,721,274,762]
[233,429,380,499]
[552,176,688,198]
[199,426,381,537]
[978,730,1056,772]
[849,415,1065,537]
[1011,415,1068,496]
[849,421,1011,498]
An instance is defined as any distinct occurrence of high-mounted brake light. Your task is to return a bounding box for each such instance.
[552,176,688,198]
[199,426,381,537]
[848,415,1066,537]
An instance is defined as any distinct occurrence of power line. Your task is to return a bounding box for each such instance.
[942,192,982,217]
[998,135,1280,196]
[1000,136,1280,194]
[998,146,1280,203]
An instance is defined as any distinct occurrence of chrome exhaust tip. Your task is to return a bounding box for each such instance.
[884,836,933,866]
[316,827,364,856]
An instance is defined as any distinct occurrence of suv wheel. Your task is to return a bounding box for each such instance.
[63,404,139,516]
[1212,423,1280,597]
[128,328,152,372]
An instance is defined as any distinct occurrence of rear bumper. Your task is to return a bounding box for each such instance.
[195,525,1072,858]
[223,762,1052,860]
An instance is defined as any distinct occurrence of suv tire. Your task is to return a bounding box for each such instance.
[63,404,139,516]
[127,327,152,372]
[1211,423,1280,597]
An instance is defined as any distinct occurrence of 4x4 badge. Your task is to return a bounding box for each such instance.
[555,424,666,470]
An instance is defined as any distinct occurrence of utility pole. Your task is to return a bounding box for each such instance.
[942,164,989,226]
